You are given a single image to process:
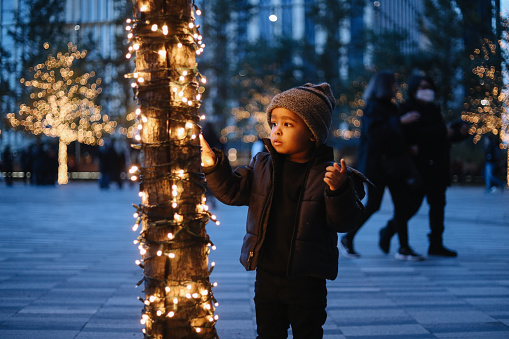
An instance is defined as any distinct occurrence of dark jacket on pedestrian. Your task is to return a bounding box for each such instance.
[399,99,449,188]
[356,99,408,180]
[203,139,362,280]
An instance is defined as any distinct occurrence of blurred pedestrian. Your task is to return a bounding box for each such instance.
[483,133,505,193]
[339,71,425,261]
[31,144,57,185]
[398,74,469,257]
[111,139,129,189]
[98,139,114,189]
[2,146,14,186]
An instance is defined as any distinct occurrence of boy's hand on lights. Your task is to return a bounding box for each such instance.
[199,134,216,167]
[324,158,347,191]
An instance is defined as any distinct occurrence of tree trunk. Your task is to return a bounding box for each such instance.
[130,1,218,338]
[57,138,68,185]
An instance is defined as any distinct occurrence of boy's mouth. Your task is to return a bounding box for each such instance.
[272,139,282,146]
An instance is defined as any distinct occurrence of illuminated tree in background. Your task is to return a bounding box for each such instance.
[462,38,508,185]
[126,0,218,337]
[7,42,116,184]
[220,71,275,159]
[334,79,365,141]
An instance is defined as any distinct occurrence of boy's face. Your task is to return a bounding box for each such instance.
[269,107,316,163]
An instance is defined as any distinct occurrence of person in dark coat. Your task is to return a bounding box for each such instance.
[98,139,114,189]
[339,71,425,261]
[398,74,469,257]
[201,83,364,338]
[2,146,14,186]
[483,133,505,192]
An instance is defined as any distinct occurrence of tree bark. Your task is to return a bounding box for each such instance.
[131,1,217,338]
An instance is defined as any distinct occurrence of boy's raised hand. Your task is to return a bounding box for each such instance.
[199,134,217,167]
[324,158,347,191]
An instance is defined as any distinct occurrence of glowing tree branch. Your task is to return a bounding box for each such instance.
[7,42,116,184]
[126,1,218,338]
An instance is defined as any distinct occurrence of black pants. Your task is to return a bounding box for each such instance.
[412,184,447,244]
[345,175,421,249]
[254,269,327,339]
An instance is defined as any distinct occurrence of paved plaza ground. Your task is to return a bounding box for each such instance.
[0,181,508,338]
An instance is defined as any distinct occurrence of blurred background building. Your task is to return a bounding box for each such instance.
[0,0,506,185]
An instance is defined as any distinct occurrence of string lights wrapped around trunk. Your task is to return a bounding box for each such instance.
[126,1,219,337]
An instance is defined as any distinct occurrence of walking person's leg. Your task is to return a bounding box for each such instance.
[340,181,385,258]
[389,184,425,261]
[427,187,457,257]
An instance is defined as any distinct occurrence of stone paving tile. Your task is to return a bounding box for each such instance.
[0,329,80,338]
[1,182,509,338]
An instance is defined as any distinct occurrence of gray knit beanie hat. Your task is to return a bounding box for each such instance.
[266,82,335,145]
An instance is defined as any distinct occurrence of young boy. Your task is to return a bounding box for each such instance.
[200,83,363,338]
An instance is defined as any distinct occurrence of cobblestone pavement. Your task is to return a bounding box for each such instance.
[0,182,508,338]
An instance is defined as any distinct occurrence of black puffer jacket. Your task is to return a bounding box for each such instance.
[204,139,363,280]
